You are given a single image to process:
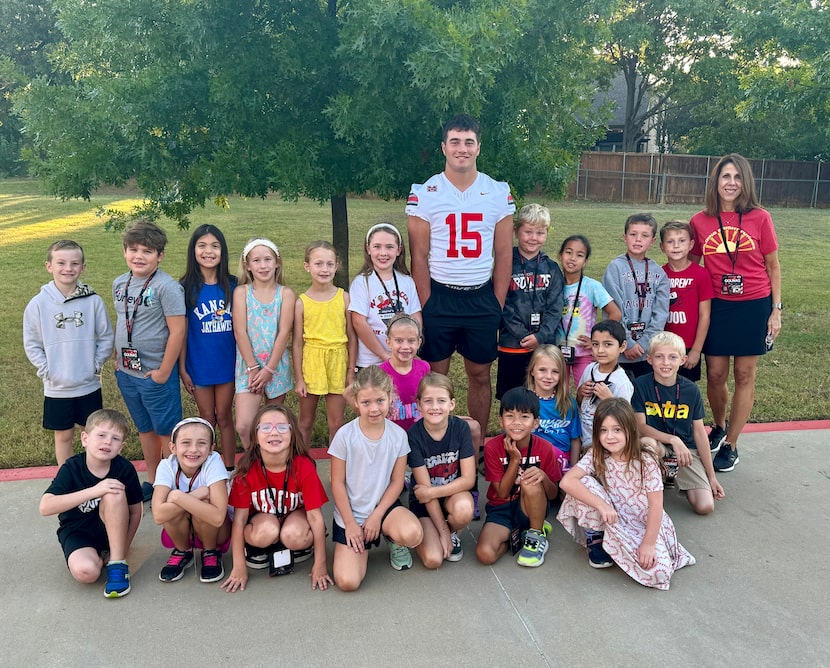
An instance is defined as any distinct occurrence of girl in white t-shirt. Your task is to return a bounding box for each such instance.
[349,223,422,368]
[151,417,232,584]
[328,366,423,591]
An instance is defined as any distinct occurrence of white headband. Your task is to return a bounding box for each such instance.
[243,238,280,261]
[365,223,402,245]
[171,417,216,443]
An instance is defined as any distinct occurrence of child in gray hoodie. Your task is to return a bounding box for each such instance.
[24,240,114,465]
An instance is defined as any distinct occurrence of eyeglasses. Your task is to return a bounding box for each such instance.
[257,423,291,434]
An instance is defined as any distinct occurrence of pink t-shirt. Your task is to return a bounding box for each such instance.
[662,262,715,348]
[380,359,430,431]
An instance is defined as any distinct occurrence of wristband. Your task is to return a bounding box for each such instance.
[262,365,275,375]
[245,364,261,373]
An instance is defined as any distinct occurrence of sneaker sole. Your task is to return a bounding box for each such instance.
[517,554,547,568]
[589,560,614,569]
[159,557,195,582]
[446,550,464,563]
[715,456,739,472]
[200,570,225,583]
[245,559,269,570]
[104,585,131,598]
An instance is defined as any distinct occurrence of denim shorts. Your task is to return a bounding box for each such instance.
[116,370,182,435]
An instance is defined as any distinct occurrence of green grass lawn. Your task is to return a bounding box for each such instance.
[2,178,827,468]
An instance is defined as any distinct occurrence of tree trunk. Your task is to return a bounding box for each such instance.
[331,193,349,289]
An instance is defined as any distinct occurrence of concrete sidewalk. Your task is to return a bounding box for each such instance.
[2,428,828,667]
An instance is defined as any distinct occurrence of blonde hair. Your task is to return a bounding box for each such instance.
[386,313,422,339]
[525,345,573,417]
[345,365,394,406]
[85,409,129,438]
[305,240,337,263]
[417,372,455,401]
[238,238,283,285]
[648,331,686,356]
[515,203,550,231]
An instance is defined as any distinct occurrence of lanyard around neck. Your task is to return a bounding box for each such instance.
[123,271,157,343]
[624,255,649,321]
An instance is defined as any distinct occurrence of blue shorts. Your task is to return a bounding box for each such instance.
[43,389,103,431]
[116,370,182,435]
[483,499,530,532]
[420,280,501,365]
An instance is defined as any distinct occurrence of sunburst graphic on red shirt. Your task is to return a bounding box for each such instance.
[702,227,756,255]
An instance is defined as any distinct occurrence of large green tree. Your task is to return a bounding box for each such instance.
[0,0,64,175]
[18,0,609,278]
[599,0,731,152]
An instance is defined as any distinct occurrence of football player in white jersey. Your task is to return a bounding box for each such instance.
[406,114,515,448]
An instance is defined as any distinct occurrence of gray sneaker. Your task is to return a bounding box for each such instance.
[388,540,412,571]
[516,529,549,568]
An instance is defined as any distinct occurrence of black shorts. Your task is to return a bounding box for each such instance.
[495,350,533,400]
[704,296,770,357]
[408,495,449,520]
[43,389,103,431]
[58,522,109,563]
[332,499,402,548]
[420,280,501,365]
[483,499,530,532]
[620,359,652,380]
[678,358,702,382]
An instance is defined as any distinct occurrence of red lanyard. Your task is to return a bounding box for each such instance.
[175,464,203,492]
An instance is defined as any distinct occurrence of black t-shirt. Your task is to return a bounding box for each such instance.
[632,373,705,449]
[44,453,143,538]
[407,416,475,505]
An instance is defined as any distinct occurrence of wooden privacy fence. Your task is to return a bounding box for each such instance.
[568,152,830,208]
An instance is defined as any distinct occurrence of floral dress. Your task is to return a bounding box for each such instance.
[557,450,695,590]
[235,285,292,398]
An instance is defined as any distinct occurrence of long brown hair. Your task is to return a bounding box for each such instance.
[232,405,309,481]
[704,153,760,215]
[591,398,661,489]
[358,223,410,276]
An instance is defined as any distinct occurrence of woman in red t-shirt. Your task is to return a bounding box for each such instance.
[689,154,782,473]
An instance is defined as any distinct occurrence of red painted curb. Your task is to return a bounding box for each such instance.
[4,420,828,483]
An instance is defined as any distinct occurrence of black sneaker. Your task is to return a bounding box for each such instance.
[588,542,614,569]
[244,544,270,570]
[292,546,314,563]
[199,549,224,583]
[713,443,739,472]
[708,423,728,453]
[159,549,194,582]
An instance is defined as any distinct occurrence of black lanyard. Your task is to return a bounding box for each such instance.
[624,255,649,321]
[123,271,157,344]
[717,212,743,272]
[653,381,681,435]
[563,274,584,341]
[261,461,290,518]
[374,270,402,313]
[507,438,535,500]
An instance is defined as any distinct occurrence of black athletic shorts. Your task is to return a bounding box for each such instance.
[420,280,501,365]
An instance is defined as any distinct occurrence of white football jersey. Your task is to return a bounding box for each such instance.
[406,172,515,285]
